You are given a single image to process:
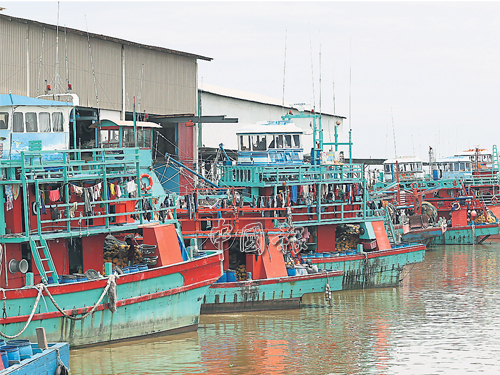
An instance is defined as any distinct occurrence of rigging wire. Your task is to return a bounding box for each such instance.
[37,28,46,97]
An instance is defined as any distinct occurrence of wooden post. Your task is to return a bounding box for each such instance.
[36,327,48,350]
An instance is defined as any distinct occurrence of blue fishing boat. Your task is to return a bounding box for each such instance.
[0,341,69,374]
[0,94,223,347]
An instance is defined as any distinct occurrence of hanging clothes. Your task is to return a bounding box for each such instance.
[49,188,60,203]
[84,188,93,217]
[39,191,47,214]
[12,184,20,200]
[291,185,298,204]
[110,183,115,197]
[4,185,13,211]
[72,185,84,197]
[116,184,121,198]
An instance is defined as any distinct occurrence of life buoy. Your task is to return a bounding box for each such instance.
[140,173,153,191]
[411,182,418,190]
[451,202,460,211]
[492,196,499,204]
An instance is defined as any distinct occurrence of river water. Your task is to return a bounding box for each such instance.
[70,244,500,374]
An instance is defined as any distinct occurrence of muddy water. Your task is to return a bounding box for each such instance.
[70,244,500,374]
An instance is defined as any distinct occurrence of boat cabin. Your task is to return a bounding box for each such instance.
[236,121,303,166]
[433,156,472,180]
[90,119,162,149]
[0,94,73,160]
[383,156,424,182]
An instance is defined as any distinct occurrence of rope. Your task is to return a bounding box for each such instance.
[0,284,43,339]
[0,274,117,339]
[41,274,117,320]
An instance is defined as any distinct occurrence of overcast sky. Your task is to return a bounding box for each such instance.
[2,1,500,160]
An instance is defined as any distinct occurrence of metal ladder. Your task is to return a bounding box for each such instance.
[29,236,59,285]
[384,206,400,244]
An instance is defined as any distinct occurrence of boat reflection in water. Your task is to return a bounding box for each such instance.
[70,244,500,374]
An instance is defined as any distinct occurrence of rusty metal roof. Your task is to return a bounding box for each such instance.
[0,13,212,61]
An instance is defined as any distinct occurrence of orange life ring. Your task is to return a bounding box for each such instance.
[452,202,460,211]
[492,196,499,204]
[140,173,153,191]
[411,182,418,190]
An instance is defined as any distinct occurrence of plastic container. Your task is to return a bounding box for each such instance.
[2,346,20,364]
[226,270,237,282]
[0,339,5,348]
[217,273,227,283]
[286,268,297,276]
[128,266,139,273]
[61,275,77,284]
[7,340,32,359]
[0,350,7,369]
[137,264,148,271]
[122,267,131,274]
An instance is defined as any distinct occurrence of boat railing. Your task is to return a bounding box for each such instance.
[0,147,176,241]
[219,163,364,187]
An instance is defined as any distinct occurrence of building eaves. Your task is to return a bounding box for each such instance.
[0,13,212,62]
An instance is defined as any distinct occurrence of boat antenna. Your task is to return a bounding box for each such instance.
[309,24,315,110]
[391,107,397,158]
[282,29,287,112]
[85,15,99,112]
[332,64,336,114]
[64,25,70,93]
[349,37,352,131]
[138,63,144,117]
[319,40,322,115]
[53,1,64,96]
[37,27,45,97]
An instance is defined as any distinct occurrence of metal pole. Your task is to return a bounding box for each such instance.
[133,97,137,147]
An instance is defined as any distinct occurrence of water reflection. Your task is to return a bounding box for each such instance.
[70,244,500,374]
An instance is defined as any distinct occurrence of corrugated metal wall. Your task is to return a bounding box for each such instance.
[0,16,197,115]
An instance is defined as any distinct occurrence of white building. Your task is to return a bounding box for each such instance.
[198,83,346,156]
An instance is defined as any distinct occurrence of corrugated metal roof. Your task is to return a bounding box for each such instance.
[0,13,212,62]
[199,83,346,119]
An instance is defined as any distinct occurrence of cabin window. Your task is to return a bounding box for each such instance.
[100,129,119,147]
[240,135,251,151]
[138,128,152,148]
[293,134,300,148]
[384,164,390,173]
[123,128,135,147]
[268,136,275,149]
[276,135,284,149]
[252,135,266,151]
[13,113,24,132]
[0,112,8,130]
[284,135,292,148]
[52,112,64,132]
[25,112,38,132]
[454,163,459,171]
[460,162,466,171]
[39,112,51,132]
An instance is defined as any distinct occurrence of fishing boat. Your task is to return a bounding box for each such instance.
[0,94,223,347]
[375,153,499,245]
[174,110,425,313]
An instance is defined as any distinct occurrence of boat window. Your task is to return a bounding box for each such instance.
[276,135,284,149]
[293,134,300,148]
[454,163,459,171]
[52,112,64,132]
[123,128,135,147]
[284,135,292,148]
[0,112,8,130]
[466,163,471,171]
[460,162,465,171]
[39,112,51,132]
[100,129,119,148]
[268,136,275,149]
[384,164,391,173]
[253,135,266,151]
[13,113,24,132]
[240,135,251,151]
[138,128,152,148]
[25,112,38,132]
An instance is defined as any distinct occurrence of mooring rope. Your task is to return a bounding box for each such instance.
[0,274,117,338]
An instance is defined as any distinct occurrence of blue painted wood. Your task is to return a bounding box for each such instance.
[1,342,69,375]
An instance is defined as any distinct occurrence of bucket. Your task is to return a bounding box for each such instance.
[286,268,297,276]
[2,346,20,363]
[7,340,32,359]
[0,351,7,369]
[217,273,227,283]
[226,270,236,282]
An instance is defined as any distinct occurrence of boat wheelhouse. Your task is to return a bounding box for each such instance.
[433,155,473,180]
[383,156,425,183]
[236,120,304,165]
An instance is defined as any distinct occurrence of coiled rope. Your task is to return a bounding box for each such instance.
[0,274,117,339]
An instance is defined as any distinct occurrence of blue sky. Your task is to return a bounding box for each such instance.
[2,1,500,159]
